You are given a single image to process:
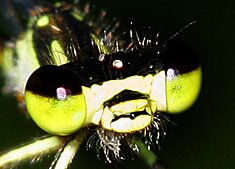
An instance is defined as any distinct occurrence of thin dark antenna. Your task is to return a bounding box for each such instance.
[163,21,196,47]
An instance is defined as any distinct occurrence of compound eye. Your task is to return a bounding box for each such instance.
[163,40,202,113]
[25,65,86,135]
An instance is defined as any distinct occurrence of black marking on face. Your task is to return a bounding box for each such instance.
[112,110,149,121]
[103,90,149,108]
[60,47,163,87]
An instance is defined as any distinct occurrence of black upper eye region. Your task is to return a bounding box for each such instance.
[25,65,83,98]
[162,40,200,74]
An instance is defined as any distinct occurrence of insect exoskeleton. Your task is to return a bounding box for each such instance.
[2,0,201,151]
[0,0,202,168]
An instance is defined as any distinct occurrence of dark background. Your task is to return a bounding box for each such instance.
[0,0,234,169]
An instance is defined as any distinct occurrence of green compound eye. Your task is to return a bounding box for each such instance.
[25,65,86,135]
[163,40,202,113]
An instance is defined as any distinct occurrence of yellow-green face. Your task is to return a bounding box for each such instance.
[3,5,202,137]
[82,72,166,133]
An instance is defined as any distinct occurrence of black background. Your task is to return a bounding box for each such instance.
[0,0,234,168]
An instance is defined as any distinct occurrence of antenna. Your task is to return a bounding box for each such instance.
[164,21,196,47]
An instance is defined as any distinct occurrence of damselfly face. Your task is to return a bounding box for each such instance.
[0,0,202,168]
